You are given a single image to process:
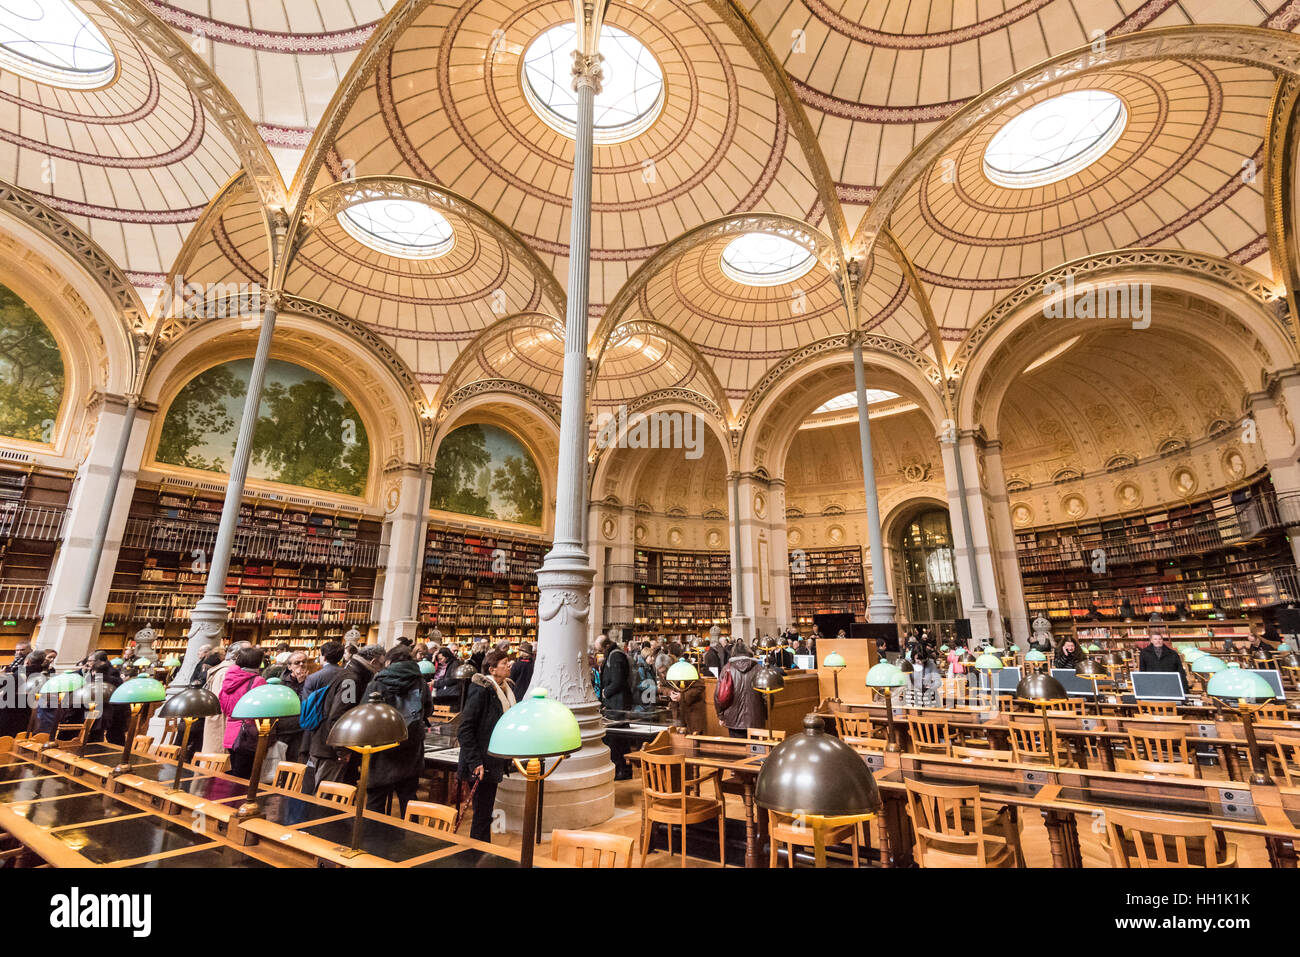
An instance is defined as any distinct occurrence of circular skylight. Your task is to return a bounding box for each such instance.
[983,90,1127,189]
[338,199,455,260]
[0,0,116,89]
[720,233,816,287]
[814,390,899,414]
[522,23,664,144]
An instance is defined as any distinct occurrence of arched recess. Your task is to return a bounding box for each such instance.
[957,260,1298,435]
[0,199,138,464]
[738,339,948,478]
[141,313,425,506]
[431,396,560,539]
[432,312,567,417]
[591,319,731,424]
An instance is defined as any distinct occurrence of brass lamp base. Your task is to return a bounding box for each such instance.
[338,846,366,859]
[234,800,263,820]
[109,764,132,778]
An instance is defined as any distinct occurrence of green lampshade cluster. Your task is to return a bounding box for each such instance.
[823,652,846,669]
[974,652,1003,671]
[418,660,436,676]
[1206,667,1275,703]
[864,661,907,689]
[110,676,167,705]
[1190,655,1227,674]
[488,689,581,760]
[666,659,699,683]
[231,680,302,720]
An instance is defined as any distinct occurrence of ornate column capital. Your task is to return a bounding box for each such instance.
[571,50,604,94]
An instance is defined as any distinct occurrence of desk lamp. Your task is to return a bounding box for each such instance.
[754,666,786,738]
[1014,672,1069,764]
[327,690,407,856]
[230,678,301,818]
[161,656,182,682]
[1190,653,1226,696]
[156,680,220,792]
[108,677,167,776]
[1024,648,1047,673]
[754,714,881,868]
[666,658,699,691]
[1074,657,1109,716]
[973,652,1002,711]
[488,689,581,869]
[1280,652,1300,694]
[1206,667,1276,786]
[455,661,477,711]
[110,657,124,668]
[418,659,436,677]
[865,661,907,751]
[37,672,86,751]
[822,652,847,703]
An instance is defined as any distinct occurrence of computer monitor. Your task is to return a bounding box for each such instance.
[1131,671,1187,702]
[1049,668,1097,698]
[993,666,1022,694]
[794,655,816,671]
[1246,669,1286,702]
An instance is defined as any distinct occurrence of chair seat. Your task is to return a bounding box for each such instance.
[645,795,725,825]
[922,840,1018,868]
[770,820,857,846]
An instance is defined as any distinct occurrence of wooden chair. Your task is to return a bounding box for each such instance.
[638,751,726,867]
[404,800,456,831]
[0,735,13,754]
[550,829,634,867]
[272,760,307,793]
[1136,701,1178,717]
[316,781,357,807]
[191,752,230,773]
[903,778,1022,868]
[1050,698,1085,716]
[54,717,95,748]
[132,734,154,755]
[906,716,953,756]
[952,745,1013,762]
[832,713,874,745]
[1115,757,1198,779]
[152,743,182,762]
[746,728,786,742]
[1254,703,1289,722]
[1127,727,1196,774]
[1267,732,1300,786]
[1007,719,1068,766]
[1103,808,1237,867]
[767,809,864,868]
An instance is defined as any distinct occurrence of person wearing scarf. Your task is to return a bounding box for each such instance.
[456,649,517,842]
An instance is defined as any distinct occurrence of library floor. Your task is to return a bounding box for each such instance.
[487,773,1274,868]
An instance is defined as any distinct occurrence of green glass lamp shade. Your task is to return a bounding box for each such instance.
[755,715,881,817]
[1206,668,1275,704]
[1190,655,1227,674]
[1075,658,1107,678]
[754,666,785,694]
[940,644,950,652]
[1015,672,1067,704]
[110,676,167,705]
[1182,647,1204,662]
[1025,649,1047,662]
[134,657,152,668]
[231,681,301,720]
[110,658,124,667]
[157,682,220,720]
[327,691,407,750]
[1227,661,1241,669]
[666,659,699,683]
[41,672,85,696]
[1278,642,1291,653]
[163,656,181,668]
[864,661,907,689]
[974,653,1003,671]
[823,652,846,669]
[418,660,436,676]
[488,688,581,760]
[454,662,477,680]
[1085,643,1101,653]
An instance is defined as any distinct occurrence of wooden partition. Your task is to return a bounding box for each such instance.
[816,638,879,702]
[699,671,821,736]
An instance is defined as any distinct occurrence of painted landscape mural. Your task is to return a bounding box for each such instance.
[156,358,370,496]
[0,283,64,443]
[429,423,542,526]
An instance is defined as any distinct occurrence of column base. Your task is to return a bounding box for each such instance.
[867,595,897,624]
[378,618,417,647]
[730,615,752,643]
[965,606,995,645]
[43,612,101,667]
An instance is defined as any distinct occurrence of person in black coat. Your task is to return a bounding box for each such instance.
[431,646,464,708]
[457,650,516,842]
[1137,633,1187,689]
[0,641,32,738]
[509,642,535,698]
[599,637,632,714]
[305,644,384,792]
[365,646,432,816]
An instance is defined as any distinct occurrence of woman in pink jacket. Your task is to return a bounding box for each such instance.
[218,645,267,779]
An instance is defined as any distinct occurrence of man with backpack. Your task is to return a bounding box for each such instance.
[364,645,432,816]
[304,643,384,793]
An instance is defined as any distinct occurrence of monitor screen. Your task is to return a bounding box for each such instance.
[1131,671,1187,702]
[1246,669,1286,702]
[794,655,816,671]
[1049,668,1099,698]
[993,666,1021,694]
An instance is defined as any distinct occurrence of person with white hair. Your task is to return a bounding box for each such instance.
[200,640,251,753]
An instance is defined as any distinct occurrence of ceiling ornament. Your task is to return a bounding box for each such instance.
[437,378,561,428]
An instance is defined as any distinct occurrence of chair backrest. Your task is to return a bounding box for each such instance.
[951,744,1013,762]
[55,718,94,746]
[1127,727,1192,766]
[153,743,182,762]
[1104,808,1229,867]
[903,778,998,867]
[1270,732,1300,787]
[550,829,634,867]
[404,800,457,830]
[1007,719,1055,762]
[315,781,357,806]
[1052,698,1085,716]
[0,735,12,754]
[161,718,183,746]
[1115,757,1198,779]
[833,713,871,740]
[132,734,154,755]
[906,716,952,754]
[1136,701,1178,716]
[1255,703,1289,721]
[272,760,307,792]
[746,728,785,741]
[191,752,230,772]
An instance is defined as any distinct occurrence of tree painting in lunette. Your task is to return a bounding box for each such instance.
[429,424,542,526]
[156,359,370,496]
[0,283,64,443]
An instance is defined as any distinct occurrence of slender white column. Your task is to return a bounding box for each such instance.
[940,431,995,645]
[376,462,427,646]
[503,47,613,830]
[1252,371,1300,566]
[851,335,896,622]
[982,440,1029,644]
[172,294,280,689]
[728,471,751,641]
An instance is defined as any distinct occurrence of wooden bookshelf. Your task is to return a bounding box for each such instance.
[0,466,71,656]
[1072,619,1253,647]
[417,525,546,646]
[633,548,730,635]
[789,546,865,629]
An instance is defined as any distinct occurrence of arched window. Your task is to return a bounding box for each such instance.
[156,359,370,497]
[429,424,542,526]
[0,282,65,443]
[895,509,963,631]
